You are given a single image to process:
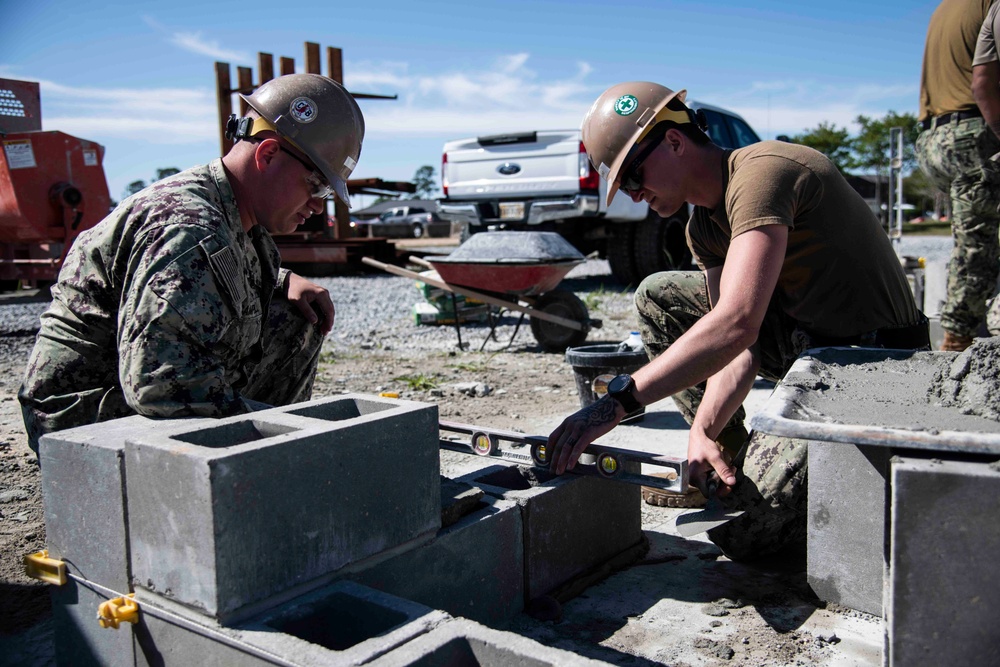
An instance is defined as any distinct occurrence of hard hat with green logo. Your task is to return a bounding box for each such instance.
[581,81,691,206]
[241,73,365,207]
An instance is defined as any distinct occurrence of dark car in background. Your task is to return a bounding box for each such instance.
[358,206,454,238]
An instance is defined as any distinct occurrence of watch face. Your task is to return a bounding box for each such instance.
[608,374,630,394]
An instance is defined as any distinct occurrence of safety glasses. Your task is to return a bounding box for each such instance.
[618,132,665,196]
[278,146,335,200]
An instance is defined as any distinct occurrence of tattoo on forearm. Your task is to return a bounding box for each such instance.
[583,398,618,426]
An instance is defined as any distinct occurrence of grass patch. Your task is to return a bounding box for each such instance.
[898,221,951,237]
[393,373,439,390]
[448,350,501,373]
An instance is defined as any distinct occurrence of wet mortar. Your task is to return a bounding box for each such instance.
[781,343,1000,438]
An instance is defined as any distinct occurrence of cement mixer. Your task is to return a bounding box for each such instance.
[0,78,111,289]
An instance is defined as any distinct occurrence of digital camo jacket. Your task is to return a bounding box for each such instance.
[19,159,288,450]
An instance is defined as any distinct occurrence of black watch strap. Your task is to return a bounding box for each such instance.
[608,374,642,414]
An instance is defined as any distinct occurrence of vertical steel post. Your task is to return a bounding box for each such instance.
[280,57,295,75]
[305,42,321,74]
[889,127,903,249]
[215,62,233,156]
[258,53,274,85]
[237,67,253,116]
[325,46,350,240]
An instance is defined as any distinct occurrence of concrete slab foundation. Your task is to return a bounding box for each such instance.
[807,442,890,617]
[367,617,612,667]
[461,462,642,601]
[124,395,440,619]
[887,456,1000,666]
[352,496,524,626]
[134,581,449,667]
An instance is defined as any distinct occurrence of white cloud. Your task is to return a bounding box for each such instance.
[169,32,251,64]
[347,53,598,137]
[33,78,216,143]
[142,15,251,63]
[699,79,919,138]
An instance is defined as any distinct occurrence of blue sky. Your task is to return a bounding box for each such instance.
[3,0,938,207]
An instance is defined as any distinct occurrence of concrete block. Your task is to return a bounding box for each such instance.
[135,580,449,667]
[807,442,890,617]
[40,415,207,667]
[887,457,1000,666]
[460,463,641,601]
[353,495,524,626]
[367,617,613,666]
[125,394,441,620]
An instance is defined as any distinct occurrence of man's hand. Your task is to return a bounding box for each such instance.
[286,272,335,335]
[687,427,737,498]
[547,395,625,474]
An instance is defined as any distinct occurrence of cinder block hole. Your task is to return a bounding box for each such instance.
[265,593,408,651]
[475,466,555,491]
[171,420,299,448]
[289,398,394,421]
[407,637,549,667]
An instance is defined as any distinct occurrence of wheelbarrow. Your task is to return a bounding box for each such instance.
[361,231,602,351]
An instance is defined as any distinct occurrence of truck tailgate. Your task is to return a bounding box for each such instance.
[444,130,581,199]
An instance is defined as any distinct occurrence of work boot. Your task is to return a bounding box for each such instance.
[940,331,974,352]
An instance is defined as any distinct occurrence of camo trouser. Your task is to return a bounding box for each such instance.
[242,295,324,408]
[634,271,810,561]
[915,116,1000,337]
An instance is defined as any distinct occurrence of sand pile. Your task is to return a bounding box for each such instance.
[928,336,1000,422]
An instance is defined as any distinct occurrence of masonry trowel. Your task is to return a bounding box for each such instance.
[674,477,744,537]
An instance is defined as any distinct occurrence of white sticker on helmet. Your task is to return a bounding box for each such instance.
[598,162,611,180]
[289,97,317,123]
[344,156,357,171]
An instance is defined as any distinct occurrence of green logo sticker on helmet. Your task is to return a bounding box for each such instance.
[614,94,639,116]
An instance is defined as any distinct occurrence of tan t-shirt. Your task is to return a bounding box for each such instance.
[919,0,994,120]
[973,2,1000,65]
[687,141,920,339]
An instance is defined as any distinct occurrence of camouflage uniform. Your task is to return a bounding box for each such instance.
[635,271,811,560]
[915,117,1000,337]
[19,159,324,452]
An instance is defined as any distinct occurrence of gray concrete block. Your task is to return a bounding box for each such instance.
[887,457,1000,667]
[125,395,441,620]
[807,442,890,617]
[135,580,449,667]
[353,496,524,626]
[367,617,613,667]
[460,463,641,601]
[39,415,166,667]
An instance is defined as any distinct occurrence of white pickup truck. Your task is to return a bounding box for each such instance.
[438,101,762,284]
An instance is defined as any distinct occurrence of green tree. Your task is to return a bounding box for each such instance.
[124,180,146,199]
[155,167,180,181]
[850,111,920,177]
[411,165,437,199]
[789,121,854,173]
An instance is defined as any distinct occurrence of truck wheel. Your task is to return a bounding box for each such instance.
[529,290,590,352]
[607,224,640,286]
[411,223,424,238]
[634,213,692,279]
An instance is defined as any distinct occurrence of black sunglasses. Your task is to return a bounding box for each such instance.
[619,132,666,196]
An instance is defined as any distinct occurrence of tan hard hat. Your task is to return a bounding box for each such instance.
[581,82,687,206]
[242,73,365,207]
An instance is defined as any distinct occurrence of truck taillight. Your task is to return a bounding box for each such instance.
[578,142,599,191]
[442,152,449,197]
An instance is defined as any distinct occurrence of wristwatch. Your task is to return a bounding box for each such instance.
[607,374,642,414]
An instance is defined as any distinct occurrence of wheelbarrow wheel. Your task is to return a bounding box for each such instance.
[529,290,589,352]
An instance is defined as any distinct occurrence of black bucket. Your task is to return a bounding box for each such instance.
[564,344,649,418]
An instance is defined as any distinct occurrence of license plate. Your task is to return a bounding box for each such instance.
[499,202,524,220]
